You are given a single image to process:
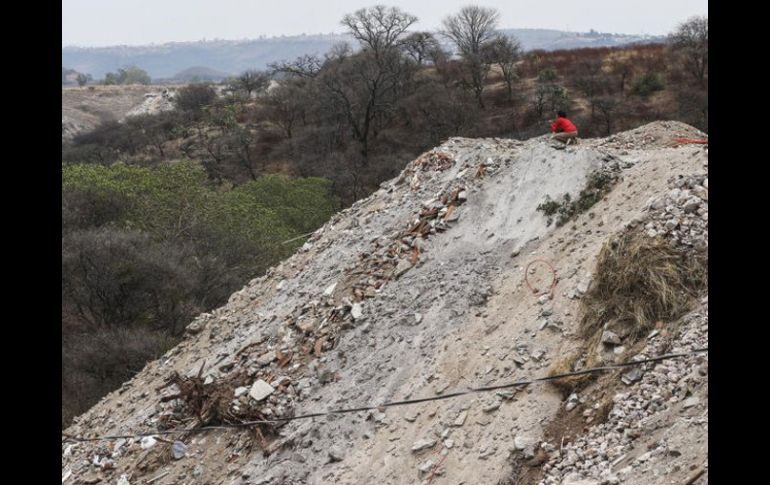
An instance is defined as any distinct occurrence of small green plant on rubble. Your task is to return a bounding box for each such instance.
[537,169,620,226]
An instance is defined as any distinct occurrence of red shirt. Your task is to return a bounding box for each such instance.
[551,116,577,133]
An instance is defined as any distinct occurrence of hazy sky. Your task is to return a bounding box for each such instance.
[62,0,708,47]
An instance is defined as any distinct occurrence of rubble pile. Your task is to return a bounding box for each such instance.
[537,301,708,485]
[62,122,707,485]
[640,172,708,250]
[124,89,176,118]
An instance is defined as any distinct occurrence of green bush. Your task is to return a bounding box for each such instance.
[630,72,664,97]
[62,161,338,427]
[537,169,619,226]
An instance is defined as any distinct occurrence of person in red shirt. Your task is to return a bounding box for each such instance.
[551,110,578,145]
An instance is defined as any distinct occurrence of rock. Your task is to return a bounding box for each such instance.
[404,411,419,422]
[117,475,130,485]
[414,313,423,324]
[650,197,666,210]
[273,376,291,387]
[172,440,187,459]
[453,411,468,427]
[351,303,364,320]
[566,393,580,411]
[538,294,550,305]
[81,474,102,484]
[140,436,157,449]
[512,354,529,365]
[576,274,592,295]
[458,190,468,201]
[682,397,700,409]
[483,401,501,413]
[444,439,454,449]
[665,218,680,230]
[257,351,275,366]
[514,435,536,451]
[683,199,701,213]
[249,379,275,401]
[323,282,337,296]
[418,459,435,474]
[328,447,344,463]
[412,438,437,452]
[186,320,205,334]
[601,331,622,346]
[296,318,316,333]
[621,368,644,385]
[234,386,249,398]
[395,259,413,277]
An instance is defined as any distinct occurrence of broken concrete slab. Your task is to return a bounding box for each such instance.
[249,380,275,401]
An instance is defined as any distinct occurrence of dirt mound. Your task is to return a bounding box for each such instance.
[62,123,708,485]
[61,85,179,142]
[598,121,707,150]
[124,89,176,118]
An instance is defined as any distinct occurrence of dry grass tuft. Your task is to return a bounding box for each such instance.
[548,229,707,393]
[581,230,707,341]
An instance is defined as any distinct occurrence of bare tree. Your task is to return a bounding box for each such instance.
[319,48,416,162]
[269,54,323,79]
[574,58,607,117]
[317,7,419,163]
[236,70,270,97]
[441,6,501,108]
[401,32,442,65]
[441,5,500,55]
[263,82,308,139]
[594,96,621,135]
[76,73,92,87]
[602,50,635,96]
[669,16,708,86]
[482,34,522,101]
[533,69,569,118]
[341,5,417,57]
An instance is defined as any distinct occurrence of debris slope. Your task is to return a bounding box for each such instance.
[62,121,708,485]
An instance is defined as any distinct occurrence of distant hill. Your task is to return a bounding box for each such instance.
[62,30,665,80]
[171,66,231,82]
[62,34,348,80]
[499,28,665,50]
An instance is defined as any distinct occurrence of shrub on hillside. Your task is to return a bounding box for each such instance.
[630,72,665,97]
[174,83,218,114]
[61,325,176,427]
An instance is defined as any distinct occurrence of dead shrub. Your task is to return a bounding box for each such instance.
[548,229,707,394]
[581,230,707,341]
[548,351,595,395]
